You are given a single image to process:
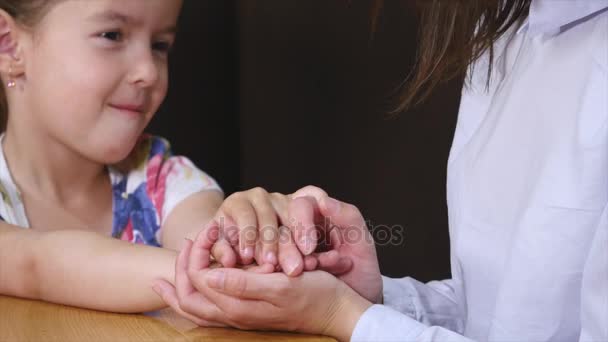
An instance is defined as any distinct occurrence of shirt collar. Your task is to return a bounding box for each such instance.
[518,0,608,35]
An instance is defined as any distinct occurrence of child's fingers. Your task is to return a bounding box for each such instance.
[269,192,291,226]
[223,200,258,264]
[210,238,237,268]
[217,214,239,247]
[251,194,279,266]
[277,225,304,277]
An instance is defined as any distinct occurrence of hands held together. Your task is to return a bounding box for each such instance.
[152,186,383,341]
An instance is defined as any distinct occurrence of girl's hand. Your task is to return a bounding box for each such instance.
[154,222,372,341]
[209,187,318,276]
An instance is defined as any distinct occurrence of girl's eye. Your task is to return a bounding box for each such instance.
[152,41,173,53]
[99,31,123,42]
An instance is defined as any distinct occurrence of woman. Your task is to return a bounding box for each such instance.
[153,1,607,341]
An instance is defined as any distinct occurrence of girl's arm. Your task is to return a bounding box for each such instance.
[160,190,223,251]
[0,222,175,313]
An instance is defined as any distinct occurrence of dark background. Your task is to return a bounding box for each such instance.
[150,0,462,282]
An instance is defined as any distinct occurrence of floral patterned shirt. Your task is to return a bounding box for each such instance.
[0,134,222,247]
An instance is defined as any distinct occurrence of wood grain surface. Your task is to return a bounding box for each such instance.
[0,295,335,342]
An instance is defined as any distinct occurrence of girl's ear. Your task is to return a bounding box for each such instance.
[0,9,25,77]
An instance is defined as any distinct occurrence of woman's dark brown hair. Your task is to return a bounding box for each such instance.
[0,0,57,132]
[373,0,531,113]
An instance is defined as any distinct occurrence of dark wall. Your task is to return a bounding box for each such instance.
[238,1,461,281]
[149,0,241,195]
[152,1,462,282]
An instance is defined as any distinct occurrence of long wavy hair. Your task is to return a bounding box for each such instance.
[372,0,531,113]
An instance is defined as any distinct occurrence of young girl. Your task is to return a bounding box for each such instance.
[0,0,273,314]
[155,0,608,341]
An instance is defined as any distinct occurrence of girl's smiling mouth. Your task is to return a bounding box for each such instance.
[109,102,146,116]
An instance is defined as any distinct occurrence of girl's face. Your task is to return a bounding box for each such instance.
[18,0,182,163]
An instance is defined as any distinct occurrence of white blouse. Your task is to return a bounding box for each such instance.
[351,1,608,341]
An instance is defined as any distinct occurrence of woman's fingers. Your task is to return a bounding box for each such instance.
[288,196,321,255]
[319,197,366,230]
[315,250,353,275]
[291,185,328,202]
[243,263,275,274]
[152,279,225,327]
[173,232,234,324]
[202,268,287,303]
[176,239,197,299]
[172,239,226,324]
[303,255,318,271]
[189,222,221,274]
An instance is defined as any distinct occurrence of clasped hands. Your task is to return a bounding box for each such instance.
[152,186,383,341]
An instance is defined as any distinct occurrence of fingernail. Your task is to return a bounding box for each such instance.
[206,270,225,289]
[265,251,277,265]
[284,258,300,276]
[324,197,340,214]
[242,247,254,259]
[298,236,315,255]
[181,238,192,249]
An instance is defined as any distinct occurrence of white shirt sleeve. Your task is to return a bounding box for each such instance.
[351,305,475,342]
[382,276,464,331]
[578,203,608,342]
[351,243,468,341]
[351,274,470,342]
[380,244,466,331]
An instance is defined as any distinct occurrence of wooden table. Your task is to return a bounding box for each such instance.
[0,295,336,341]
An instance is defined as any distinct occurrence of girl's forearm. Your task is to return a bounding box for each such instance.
[2,226,176,313]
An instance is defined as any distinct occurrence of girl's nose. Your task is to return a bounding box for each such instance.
[128,48,160,88]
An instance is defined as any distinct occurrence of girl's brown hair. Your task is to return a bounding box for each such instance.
[0,0,57,131]
[373,0,531,113]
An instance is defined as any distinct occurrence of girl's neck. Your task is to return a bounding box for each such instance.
[2,124,109,206]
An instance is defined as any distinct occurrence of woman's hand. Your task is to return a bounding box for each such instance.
[288,186,383,304]
[154,222,373,341]
[152,221,274,326]
[192,268,372,341]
